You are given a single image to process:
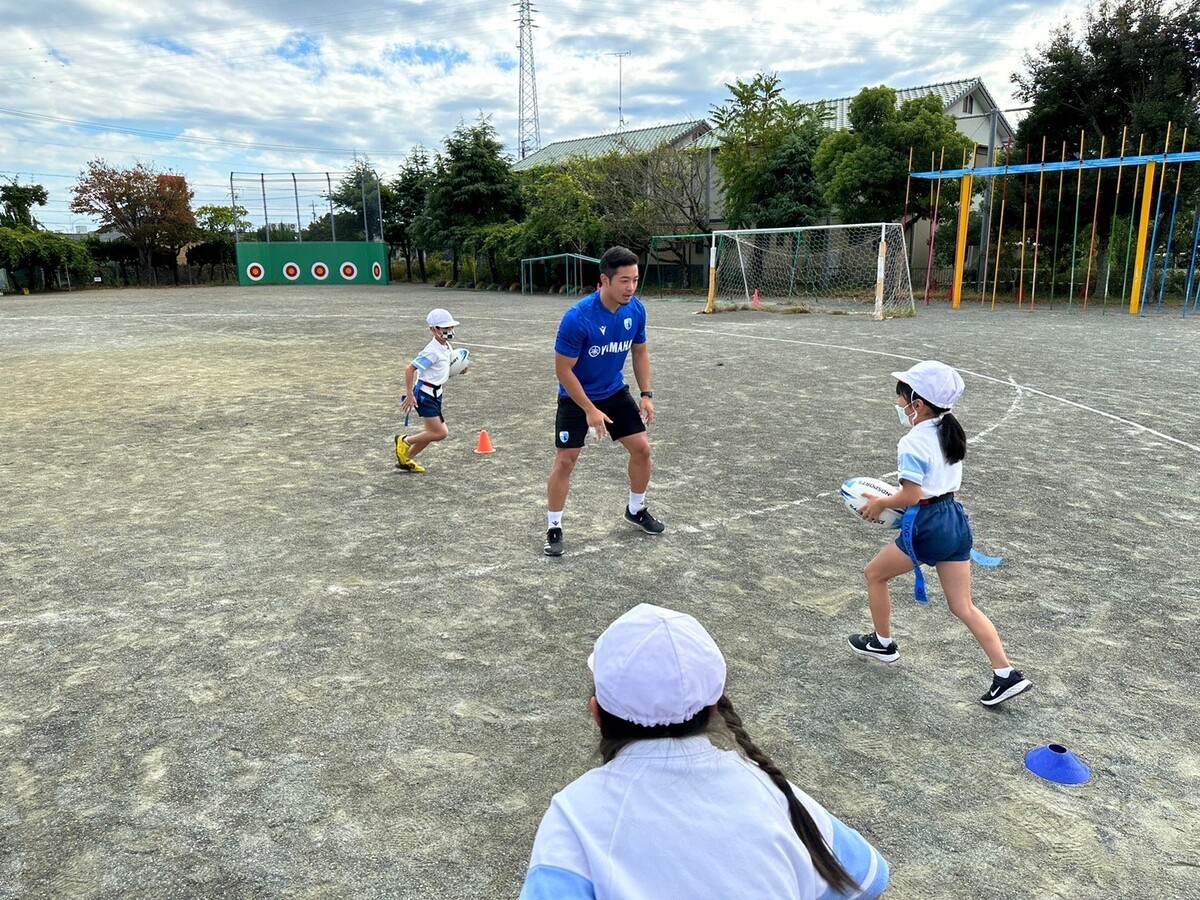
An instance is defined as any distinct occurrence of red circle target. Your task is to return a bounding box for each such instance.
[283,262,300,281]
[340,262,358,280]
[311,262,329,281]
[371,261,383,280]
[246,262,265,282]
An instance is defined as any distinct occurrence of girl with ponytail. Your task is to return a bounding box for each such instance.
[849,360,1031,706]
[521,603,889,899]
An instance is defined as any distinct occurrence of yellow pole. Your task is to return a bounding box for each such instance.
[1130,161,1158,314]
[952,174,974,309]
[703,235,718,314]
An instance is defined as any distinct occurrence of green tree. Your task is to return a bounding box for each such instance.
[70,159,196,283]
[710,72,830,229]
[1,182,49,228]
[390,147,433,281]
[1013,0,1200,155]
[0,226,93,290]
[814,86,974,234]
[328,158,385,242]
[413,117,522,282]
[518,163,606,258]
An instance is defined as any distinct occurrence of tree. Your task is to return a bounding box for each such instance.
[329,158,385,242]
[70,160,196,283]
[413,117,522,282]
[710,72,830,229]
[1,182,49,228]
[390,147,433,281]
[1013,0,1200,154]
[0,226,93,290]
[814,86,974,234]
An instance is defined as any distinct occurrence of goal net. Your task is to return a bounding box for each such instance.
[701,223,915,318]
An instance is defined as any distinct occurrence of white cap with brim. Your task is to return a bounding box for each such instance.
[588,603,726,728]
[426,308,460,328]
[891,360,965,410]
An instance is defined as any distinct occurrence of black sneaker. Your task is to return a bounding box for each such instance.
[624,506,665,534]
[980,670,1032,706]
[847,632,900,663]
[544,527,564,557]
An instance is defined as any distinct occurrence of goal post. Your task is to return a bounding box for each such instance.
[699,223,915,318]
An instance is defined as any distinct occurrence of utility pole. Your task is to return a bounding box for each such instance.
[516,0,540,159]
[608,51,630,131]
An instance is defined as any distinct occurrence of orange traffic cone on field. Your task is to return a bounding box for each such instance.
[752,288,761,308]
[475,430,496,454]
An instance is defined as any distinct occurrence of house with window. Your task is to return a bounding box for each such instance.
[512,77,1013,274]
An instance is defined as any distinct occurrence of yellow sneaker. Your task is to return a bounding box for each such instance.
[395,434,410,466]
[404,459,425,473]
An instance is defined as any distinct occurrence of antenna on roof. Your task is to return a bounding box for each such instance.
[607,51,631,131]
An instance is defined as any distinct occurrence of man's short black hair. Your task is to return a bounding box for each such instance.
[600,246,638,278]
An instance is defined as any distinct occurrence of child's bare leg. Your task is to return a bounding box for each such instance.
[866,543,913,638]
[936,560,1010,668]
[407,419,448,457]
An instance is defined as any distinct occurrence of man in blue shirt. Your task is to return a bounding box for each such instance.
[544,246,663,556]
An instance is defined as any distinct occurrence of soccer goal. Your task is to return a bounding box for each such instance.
[701,223,915,319]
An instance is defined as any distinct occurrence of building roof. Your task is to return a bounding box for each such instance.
[815,77,1013,136]
[688,77,1014,149]
[512,120,711,172]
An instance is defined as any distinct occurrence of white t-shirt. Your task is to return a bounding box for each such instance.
[520,735,889,900]
[897,417,962,497]
[412,337,453,389]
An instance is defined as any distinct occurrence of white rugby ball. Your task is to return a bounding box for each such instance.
[448,347,471,377]
[840,477,902,529]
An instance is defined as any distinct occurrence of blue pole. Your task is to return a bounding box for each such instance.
[1139,185,1168,317]
[1180,206,1200,318]
[1155,190,1183,312]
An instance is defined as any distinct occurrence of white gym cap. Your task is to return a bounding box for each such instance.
[588,603,726,727]
[891,360,965,410]
[426,308,460,328]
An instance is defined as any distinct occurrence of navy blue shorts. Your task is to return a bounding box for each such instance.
[895,499,973,565]
[415,384,444,421]
[555,387,645,449]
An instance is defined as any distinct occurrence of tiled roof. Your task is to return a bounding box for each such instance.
[512,120,711,171]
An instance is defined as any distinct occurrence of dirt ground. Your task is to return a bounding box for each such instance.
[1,284,1197,899]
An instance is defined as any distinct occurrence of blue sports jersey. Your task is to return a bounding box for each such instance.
[554,291,648,400]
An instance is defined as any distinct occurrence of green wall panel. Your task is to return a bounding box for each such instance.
[236,242,390,286]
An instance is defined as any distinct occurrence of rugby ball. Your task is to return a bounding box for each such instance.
[448,347,471,377]
[840,477,902,529]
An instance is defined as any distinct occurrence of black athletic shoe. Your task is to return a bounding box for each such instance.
[544,527,564,557]
[848,632,900,663]
[624,506,665,534]
[980,670,1032,706]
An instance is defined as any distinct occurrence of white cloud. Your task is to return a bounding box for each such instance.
[0,0,1083,231]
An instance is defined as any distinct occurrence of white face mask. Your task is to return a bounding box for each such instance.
[895,401,915,427]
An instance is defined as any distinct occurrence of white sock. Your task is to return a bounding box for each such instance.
[628,492,646,514]
[994,666,1013,678]
[548,511,563,529]
[875,633,894,647]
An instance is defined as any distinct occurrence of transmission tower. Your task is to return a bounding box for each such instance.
[516,0,540,159]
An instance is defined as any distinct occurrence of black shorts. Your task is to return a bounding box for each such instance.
[555,387,646,449]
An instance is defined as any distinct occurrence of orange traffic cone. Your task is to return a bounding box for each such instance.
[752,288,761,308]
[474,430,496,454]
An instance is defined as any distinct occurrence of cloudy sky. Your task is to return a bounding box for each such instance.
[2,0,1085,232]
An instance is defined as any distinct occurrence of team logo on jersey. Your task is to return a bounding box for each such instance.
[559,430,570,443]
[624,317,632,330]
[599,325,606,335]
[588,346,601,357]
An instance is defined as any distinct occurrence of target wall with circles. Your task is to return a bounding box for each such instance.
[235,243,389,287]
